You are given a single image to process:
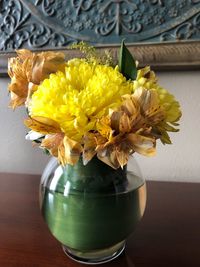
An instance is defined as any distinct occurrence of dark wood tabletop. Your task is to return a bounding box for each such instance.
[0,173,199,267]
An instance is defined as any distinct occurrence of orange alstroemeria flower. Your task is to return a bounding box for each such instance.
[8,49,65,108]
[24,116,82,166]
[82,88,163,169]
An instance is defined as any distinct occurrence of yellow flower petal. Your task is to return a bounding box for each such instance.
[41,133,64,157]
[97,146,119,169]
[82,133,98,165]
[133,88,165,124]
[63,136,82,165]
[115,149,129,169]
[24,116,61,134]
[127,133,156,156]
[31,51,65,84]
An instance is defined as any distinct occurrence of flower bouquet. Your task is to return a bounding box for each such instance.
[8,42,181,264]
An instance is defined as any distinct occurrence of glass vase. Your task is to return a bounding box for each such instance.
[39,156,146,264]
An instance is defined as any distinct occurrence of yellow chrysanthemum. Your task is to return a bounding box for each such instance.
[29,59,132,141]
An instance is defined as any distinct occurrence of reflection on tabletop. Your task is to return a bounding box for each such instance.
[67,251,135,267]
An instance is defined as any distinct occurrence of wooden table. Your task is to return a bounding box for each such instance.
[0,173,199,267]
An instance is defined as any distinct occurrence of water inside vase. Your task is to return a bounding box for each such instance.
[40,173,146,251]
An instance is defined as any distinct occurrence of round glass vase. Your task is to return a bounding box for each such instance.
[39,156,146,265]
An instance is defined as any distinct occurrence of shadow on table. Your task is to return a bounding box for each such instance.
[105,252,136,267]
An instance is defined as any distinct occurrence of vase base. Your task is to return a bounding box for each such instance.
[62,241,125,265]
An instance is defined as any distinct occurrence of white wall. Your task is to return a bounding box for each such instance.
[0,78,49,174]
[0,71,200,182]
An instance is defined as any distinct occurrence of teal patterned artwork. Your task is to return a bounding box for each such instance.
[1,0,200,51]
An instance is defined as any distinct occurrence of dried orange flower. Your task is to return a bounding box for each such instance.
[25,116,82,166]
[8,49,65,108]
[82,88,162,169]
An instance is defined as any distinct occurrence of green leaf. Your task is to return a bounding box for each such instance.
[33,139,42,144]
[119,40,137,80]
[43,148,50,155]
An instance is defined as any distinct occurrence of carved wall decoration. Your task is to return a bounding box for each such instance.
[1,0,200,74]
